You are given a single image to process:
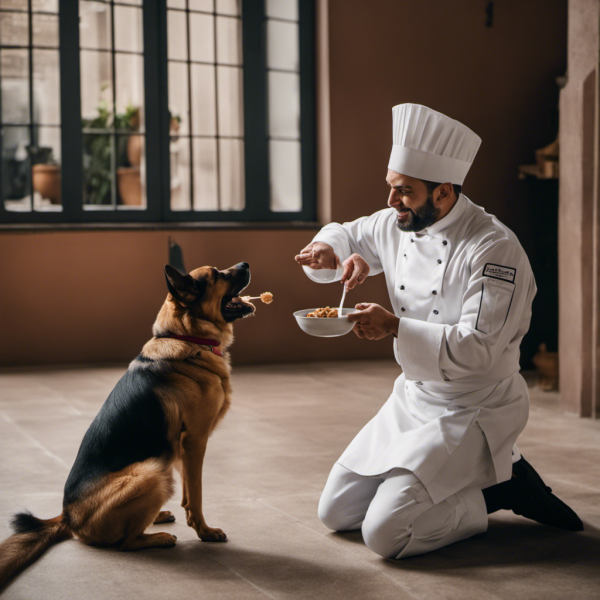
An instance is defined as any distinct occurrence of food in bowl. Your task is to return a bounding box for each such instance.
[293,308,357,338]
[307,306,338,318]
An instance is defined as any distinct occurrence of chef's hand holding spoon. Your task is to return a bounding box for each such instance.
[340,254,370,289]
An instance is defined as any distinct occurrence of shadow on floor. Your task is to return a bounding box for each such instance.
[331,519,600,571]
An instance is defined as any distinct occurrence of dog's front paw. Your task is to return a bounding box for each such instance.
[157,532,178,547]
[199,527,227,542]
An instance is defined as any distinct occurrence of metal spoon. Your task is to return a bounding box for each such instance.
[338,283,347,318]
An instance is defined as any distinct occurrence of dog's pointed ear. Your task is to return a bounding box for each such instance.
[164,264,197,306]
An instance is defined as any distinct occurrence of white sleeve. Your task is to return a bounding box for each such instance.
[303,210,386,284]
[395,239,536,382]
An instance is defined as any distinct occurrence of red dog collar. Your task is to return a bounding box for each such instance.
[163,334,224,357]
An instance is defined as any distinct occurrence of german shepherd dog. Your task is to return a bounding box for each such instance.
[0,262,255,590]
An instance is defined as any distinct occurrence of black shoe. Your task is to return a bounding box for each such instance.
[482,456,584,531]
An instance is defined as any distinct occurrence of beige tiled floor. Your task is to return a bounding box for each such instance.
[1,361,599,600]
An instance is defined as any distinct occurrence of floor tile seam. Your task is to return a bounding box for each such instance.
[252,499,422,599]
[0,412,70,470]
[521,436,600,447]
[184,541,279,600]
[539,476,600,494]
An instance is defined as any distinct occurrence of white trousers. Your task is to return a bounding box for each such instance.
[318,425,491,559]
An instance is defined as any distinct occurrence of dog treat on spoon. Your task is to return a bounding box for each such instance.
[242,292,273,304]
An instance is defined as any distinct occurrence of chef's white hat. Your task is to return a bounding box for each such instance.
[388,104,481,185]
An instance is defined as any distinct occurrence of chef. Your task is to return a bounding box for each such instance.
[295,104,583,559]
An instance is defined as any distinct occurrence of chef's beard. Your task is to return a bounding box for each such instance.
[395,193,441,232]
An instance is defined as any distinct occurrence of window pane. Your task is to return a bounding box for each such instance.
[32,14,59,48]
[116,135,146,209]
[267,20,298,71]
[33,49,60,125]
[1,50,30,124]
[269,140,301,212]
[2,126,31,211]
[116,0,142,5]
[189,0,213,11]
[168,61,189,135]
[217,65,242,137]
[190,63,216,135]
[0,11,28,46]
[192,137,218,210]
[0,0,27,10]
[115,5,144,52]
[114,5,143,53]
[167,0,186,8]
[218,138,244,210]
[170,136,191,210]
[80,50,113,121]
[268,71,300,139]
[32,0,58,12]
[216,16,241,65]
[189,13,214,63]
[265,0,298,21]
[32,126,61,210]
[167,10,187,61]
[83,133,113,206]
[79,1,111,51]
[216,0,240,16]
[115,53,145,131]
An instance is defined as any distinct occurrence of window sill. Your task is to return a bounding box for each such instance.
[0,221,323,233]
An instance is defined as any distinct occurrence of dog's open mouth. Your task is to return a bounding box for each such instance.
[221,292,255,321]
[223,295,255,312]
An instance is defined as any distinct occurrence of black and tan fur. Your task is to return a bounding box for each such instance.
[0,262,255,590]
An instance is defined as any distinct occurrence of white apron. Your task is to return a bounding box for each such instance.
[304,194,536,504]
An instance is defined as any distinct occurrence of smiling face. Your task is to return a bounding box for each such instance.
[164,262,255,324]
[386,170,441,232]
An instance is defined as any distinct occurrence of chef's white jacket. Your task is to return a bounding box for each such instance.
[304,193,536,504]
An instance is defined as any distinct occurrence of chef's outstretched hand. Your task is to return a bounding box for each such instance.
[295,242,341,270]
[347,303,399,340]
[341,254,370,289]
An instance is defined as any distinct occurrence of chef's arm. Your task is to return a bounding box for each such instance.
[395,239,537,382]
[299,210,387,284]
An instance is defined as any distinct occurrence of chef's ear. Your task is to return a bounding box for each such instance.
[436,182,453,203]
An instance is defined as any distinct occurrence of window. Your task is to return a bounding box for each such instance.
[0,0,316,224]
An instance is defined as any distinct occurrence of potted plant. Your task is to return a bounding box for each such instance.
[30,145,61,205]
[82,102,112,205]
[82,103,142,206]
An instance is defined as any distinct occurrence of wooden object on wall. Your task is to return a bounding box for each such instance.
[518,138,559,180]
[532,343,559,391]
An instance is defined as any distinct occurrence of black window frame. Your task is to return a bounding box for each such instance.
[0,0,316,225]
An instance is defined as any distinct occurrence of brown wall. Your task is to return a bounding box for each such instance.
[0,230,393,366]
[558,0,599,415]
[0,0,567,367]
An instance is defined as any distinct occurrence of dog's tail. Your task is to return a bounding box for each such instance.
[0,511,72,591]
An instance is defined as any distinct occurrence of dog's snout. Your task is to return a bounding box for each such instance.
[238,262,250,270]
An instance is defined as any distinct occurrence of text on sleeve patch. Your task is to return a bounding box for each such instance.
[483,263,516,283]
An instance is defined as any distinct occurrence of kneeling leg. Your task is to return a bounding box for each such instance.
[362,469,488,559]
[318,463,383,532]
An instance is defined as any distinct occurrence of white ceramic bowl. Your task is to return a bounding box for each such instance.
[293,308,358,337]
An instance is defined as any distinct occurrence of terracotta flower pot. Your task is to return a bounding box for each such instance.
[32,164,61,204]
[127,135,143,168]
[117,167,142,205]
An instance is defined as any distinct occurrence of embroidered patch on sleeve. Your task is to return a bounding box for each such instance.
[483,263,516,283]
